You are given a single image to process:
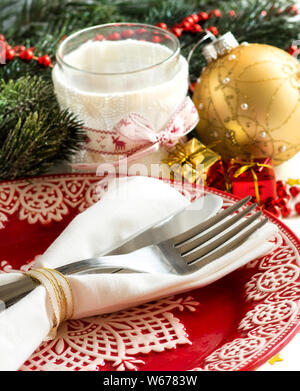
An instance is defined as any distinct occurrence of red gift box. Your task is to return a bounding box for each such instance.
[228,158,276,205]
[206,160,228,192]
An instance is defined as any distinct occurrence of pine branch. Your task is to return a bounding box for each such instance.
[181,0,300,82]
[0,76,85,179]
[0,0,299,83]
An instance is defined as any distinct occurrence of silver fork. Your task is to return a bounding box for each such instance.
[1,196,267,308]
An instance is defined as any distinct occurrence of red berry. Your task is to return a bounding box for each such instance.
[38,54,51,67]
[136,28,147,35]
[229,10,236,16]
[108,32,120,41]
[20,49,34,61]
[189,82,196,92]
[43,55,52,67]
[184,16,195,25]
[191,14,200,23]
[19,49,26,60]
[277,188,288,198]
[181,20,192,31]
[261,10,267,17]
[5,48,15,61]
[121,29,134,38]
[295,202,300,215]
[266,205,281,218]
[276,197,290,208]
[265,196,276,207]
[207,26,219,36]
[287,45,298,55]
[156,22,167,30]
[151,35,161,43]
[276,8,283,15]
[290,186,300,198]
[287,5,298,16]
[95,34,104,41]
[198,11,209,21]
[26,50,34,61]
[191,24,202,33]
[14,45,26,53]
[209,9,221,18]
[0,34,5,41]
[276,180,287,189]
[170,27,182,38]
[281,205,291,218]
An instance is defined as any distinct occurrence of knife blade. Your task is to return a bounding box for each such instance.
[106,194,223,256]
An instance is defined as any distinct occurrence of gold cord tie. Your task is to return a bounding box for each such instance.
[228,158,273,205]
[24,268,74,340]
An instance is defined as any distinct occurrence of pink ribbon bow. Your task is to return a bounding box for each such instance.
[73,96,199,171]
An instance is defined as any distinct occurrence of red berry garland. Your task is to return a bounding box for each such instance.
[0,35,53,69]
[151,5,298,58]
[266,180,300,218]
[0,4,298,74]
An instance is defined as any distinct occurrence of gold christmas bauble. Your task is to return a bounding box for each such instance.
[193,42,300,165]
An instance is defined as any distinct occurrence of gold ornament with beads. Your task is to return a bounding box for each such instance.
[193,33,300,166]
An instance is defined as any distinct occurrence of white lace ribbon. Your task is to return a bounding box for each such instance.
[72,96,199,171]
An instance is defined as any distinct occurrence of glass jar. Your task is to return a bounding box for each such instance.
[52,23,189,168]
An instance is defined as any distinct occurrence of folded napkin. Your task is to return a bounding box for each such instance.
[0,176,278,371]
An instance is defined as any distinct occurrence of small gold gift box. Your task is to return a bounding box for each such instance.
[163,138,221,185]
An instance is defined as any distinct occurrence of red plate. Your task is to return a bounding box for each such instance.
[0,173,300,371]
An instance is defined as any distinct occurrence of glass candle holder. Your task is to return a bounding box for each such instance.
[52,23,190,168]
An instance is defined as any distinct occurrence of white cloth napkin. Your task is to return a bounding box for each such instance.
[0,176,278,371]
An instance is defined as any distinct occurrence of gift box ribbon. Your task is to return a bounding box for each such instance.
[161,139,221,184]
[229,159,273,205]
[287,178,300,186]
[163,140,220,166]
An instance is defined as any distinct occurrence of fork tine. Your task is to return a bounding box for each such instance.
[171,196,252,246]
[187,218,268,272]
[182,210,263,263]
[178,202,257,254]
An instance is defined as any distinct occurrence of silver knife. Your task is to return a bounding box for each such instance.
[105,193,223,255]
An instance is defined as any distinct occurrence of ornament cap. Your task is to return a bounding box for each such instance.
[202,32,239,62]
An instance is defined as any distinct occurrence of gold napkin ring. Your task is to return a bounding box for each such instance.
[24,268,74,340]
